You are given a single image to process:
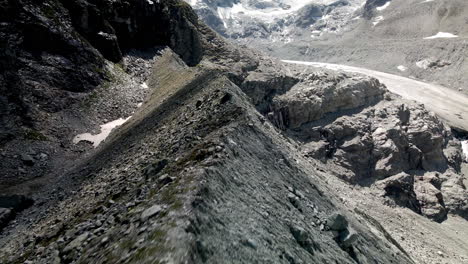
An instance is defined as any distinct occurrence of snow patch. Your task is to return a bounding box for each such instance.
[416,59,430,69]
[376,2,391,11]
[462,141,468,162]
[424,32,458,39]
[73,117,131,148]
[373,16,384,26]
[397,65,407,72]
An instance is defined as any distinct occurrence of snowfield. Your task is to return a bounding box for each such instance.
[424,32,459,39]
[397,65,408,72]
[73,117,131,148]
[373,16,384,26]
[376,2,391,11]
[462,141,468,162]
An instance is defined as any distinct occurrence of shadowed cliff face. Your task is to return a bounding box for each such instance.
[0,0,203,141]
[0,0,260,191]
[59,0,203,65]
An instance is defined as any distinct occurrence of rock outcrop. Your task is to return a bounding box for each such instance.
[301,100,461,183]
[244,64,466,222]
[268,71,385,129]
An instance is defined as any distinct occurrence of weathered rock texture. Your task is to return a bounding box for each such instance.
[241,63,466,222]
[269,72,385,129]
[0,49,415,264]
[0,0,203,141]
[0,0,467,263]
[0,0,209,190]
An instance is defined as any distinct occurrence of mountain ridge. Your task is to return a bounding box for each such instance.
[0,0,467,263]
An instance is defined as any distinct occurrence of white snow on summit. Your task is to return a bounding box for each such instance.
[215,0,319,24]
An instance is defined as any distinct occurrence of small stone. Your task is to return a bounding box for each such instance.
[143,159,168,178]
[101,237,109,244]
[63,232,90,254]
[36,246,45,255]
[140,205,162,221]
[138,226,148,234]
[290,225,309,243]
[295,190,305,199]
[0,208,13,229]
[158,174,174,185]
[20,154,35,166]
[339,229,358,248]
[282,250,296,263]
[241,238,258,249]
[327,213,348,231]
[37,153,48,161]
[288,193,300,208]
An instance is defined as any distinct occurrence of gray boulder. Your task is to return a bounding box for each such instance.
[375,172,420,213]
[414,173,447,222]
[327,213,348,231]
[0,208,13,231]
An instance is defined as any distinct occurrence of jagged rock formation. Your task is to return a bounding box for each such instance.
[269,72,385,129]
[0,0,467,263]
[238,64,466,222]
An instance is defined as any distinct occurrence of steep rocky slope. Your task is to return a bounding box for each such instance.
[0,0,203,190]
[0,49,415,263]
[0,0,467,263]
